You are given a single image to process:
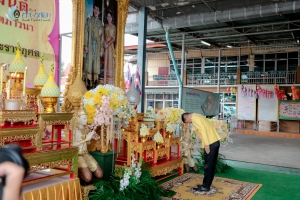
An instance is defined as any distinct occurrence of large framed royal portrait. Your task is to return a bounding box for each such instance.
[82,0,118,90]
[61,0,129,112]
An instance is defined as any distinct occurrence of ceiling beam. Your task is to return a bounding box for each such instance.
[146,20,300,40]
[129,3,162,23]
[224,22,257,45]
[202,0,215,12]
[145,26,300,45]
[131,33,182,51]
[177,28,221,48]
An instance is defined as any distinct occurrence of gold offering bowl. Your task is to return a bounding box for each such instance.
[34,85,44,90]
[10,72,24,79]
[40,97,58,113]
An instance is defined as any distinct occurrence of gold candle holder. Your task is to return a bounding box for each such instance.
[26,88,41,110]
[40,97,58,113]
[1,82,5,93]
[140,135,147,143]
[166,132,173,138]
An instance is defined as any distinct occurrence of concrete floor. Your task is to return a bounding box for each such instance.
[192,133,300,169]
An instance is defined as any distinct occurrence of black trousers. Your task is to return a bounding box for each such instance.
[203,140,220,189]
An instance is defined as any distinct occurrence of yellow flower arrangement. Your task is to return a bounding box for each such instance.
[84,91,93,99]
[83,85,136,127]
[155,107,185,124]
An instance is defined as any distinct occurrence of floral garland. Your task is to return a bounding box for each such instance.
[153,131,164,144]
[83,84,136,127]
[208,118,232,147]
[88,95,113,130]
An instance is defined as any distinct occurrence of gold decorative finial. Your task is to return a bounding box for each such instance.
[16,42,21,51]
[77,98,87,117]
[51,63,54,72]
[40,54,44,64]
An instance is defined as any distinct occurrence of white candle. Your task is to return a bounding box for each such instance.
[6,79,10,99]
[23,66,27,96]
[0,65,3,95]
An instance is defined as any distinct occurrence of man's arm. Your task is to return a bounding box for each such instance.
[0,162,25,200]
[193,121,210,147]
[193,117,210,154]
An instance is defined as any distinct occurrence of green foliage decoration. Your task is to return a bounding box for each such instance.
[89,156,175,200]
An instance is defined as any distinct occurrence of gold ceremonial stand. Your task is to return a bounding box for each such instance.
[114,113,183,178]
[0,109,79,188]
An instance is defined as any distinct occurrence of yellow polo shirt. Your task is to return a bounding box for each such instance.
[191,113,221,148]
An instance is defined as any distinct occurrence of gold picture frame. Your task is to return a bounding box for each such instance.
[61,0,129,112]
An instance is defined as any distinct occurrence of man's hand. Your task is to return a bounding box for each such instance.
[100,52,103,57]
[0,162,25,200]
[84,46,88,53]
[204,145,210,154]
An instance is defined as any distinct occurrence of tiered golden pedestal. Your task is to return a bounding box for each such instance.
[114,113,183,178]
[0,110,37,126]
[0,110,78,186]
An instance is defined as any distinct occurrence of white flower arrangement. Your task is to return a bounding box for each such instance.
[120,153,143,191]
[153,131,164,144]
[139,123,149,136]
[120,168,131,191]
[166,123,175,133]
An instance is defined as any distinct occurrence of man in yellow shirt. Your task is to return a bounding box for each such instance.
[182,113,221,192]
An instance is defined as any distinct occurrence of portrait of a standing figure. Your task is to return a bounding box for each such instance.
[83,3,104,89]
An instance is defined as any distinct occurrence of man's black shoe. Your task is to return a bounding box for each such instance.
[192,184,202,190]
[194,185,210,192]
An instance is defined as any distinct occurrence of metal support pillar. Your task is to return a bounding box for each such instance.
[298,48,300,66]
[180,34,185,105]
[217,49,221,93]
[165,29,183,108]
[201,57,205,74]
[137,7,148,112]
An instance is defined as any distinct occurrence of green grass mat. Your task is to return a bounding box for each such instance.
[216,167,300,200]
